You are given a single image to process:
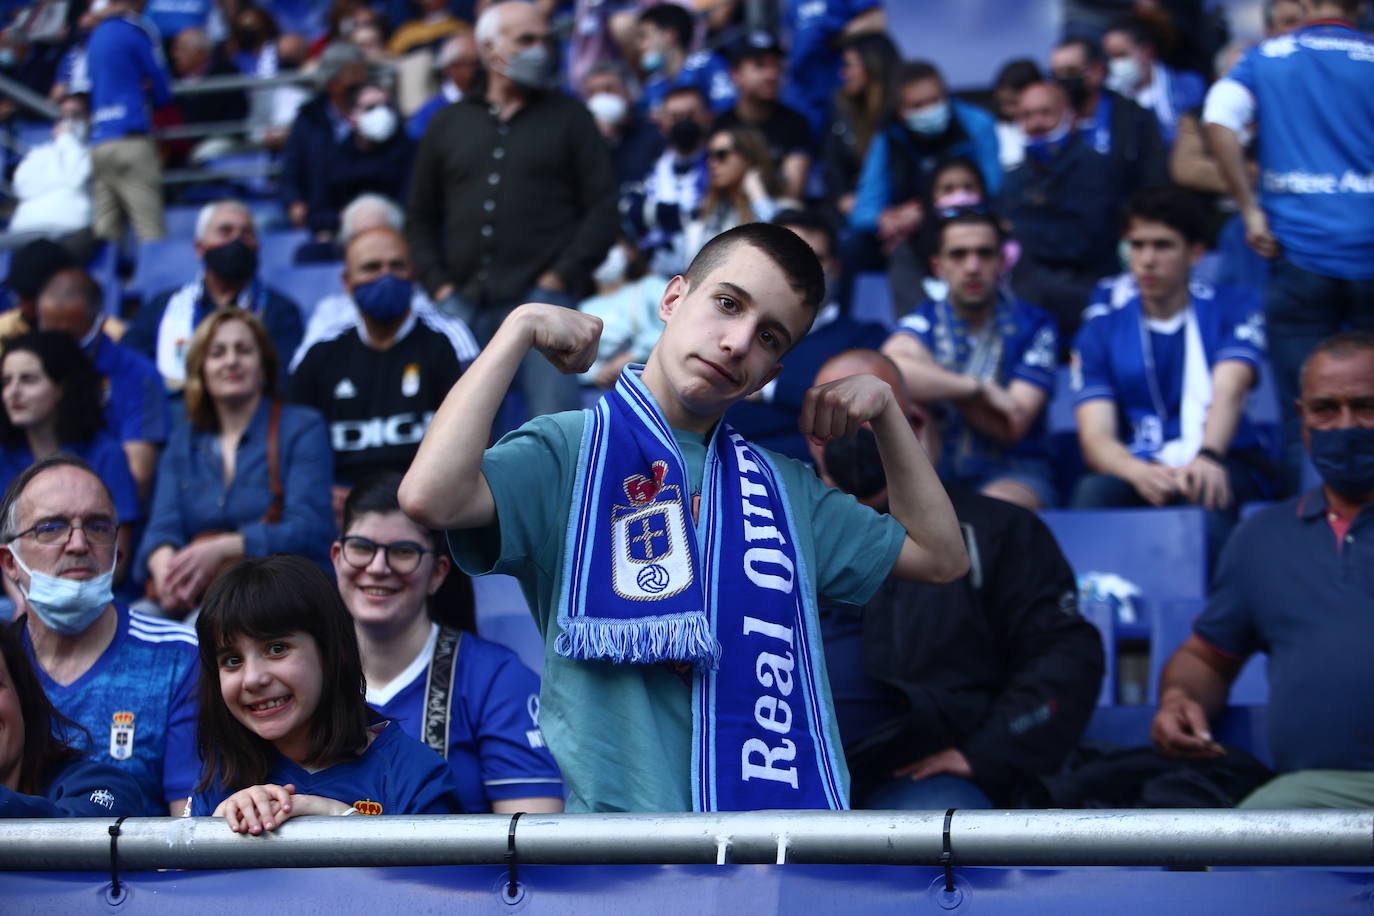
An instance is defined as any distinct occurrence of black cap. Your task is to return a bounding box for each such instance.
[3,238,77,301]
[729,30,784,65]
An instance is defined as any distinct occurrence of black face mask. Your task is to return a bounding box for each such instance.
[203,238,258,284]
[1056,75,1090,112]
[236,26,261,47]
[823,428,887,501]
[668,117,703,154]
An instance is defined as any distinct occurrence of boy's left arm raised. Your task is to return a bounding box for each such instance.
[400,303,602,531]
[800,374,968,584]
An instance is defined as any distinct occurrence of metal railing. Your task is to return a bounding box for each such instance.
[2,810,1372,871]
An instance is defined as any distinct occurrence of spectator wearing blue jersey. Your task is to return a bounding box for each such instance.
[847,61,1001,293]
[334,473,564,813]
[1202,1,1374,496]
[86,0,172,242]
[190,555,464,828]
[780,0,885,136]
[1071,188,1276,559]
[37,269,169,501]
[1,454,200,815]
[123,200,304,393]
[0,620,146,817]
[882,209,1058,510]
[1101,16,1206,147]
[0,333,140,583]
[636,3,735,116]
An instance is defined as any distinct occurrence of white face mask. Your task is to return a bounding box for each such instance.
[593,244,629,288]
[356,105,398,143]
[1106,56,1143,93]
[586,92,627,127]
[10,543,115,635]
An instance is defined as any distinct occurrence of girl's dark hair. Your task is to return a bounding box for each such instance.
[0,331,104,448]
[194,555,369,792]
[341,471,473,632]
[1,620,85,795]
[835,31,902,159]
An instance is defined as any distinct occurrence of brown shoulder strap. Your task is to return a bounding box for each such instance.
[262,400,284,524]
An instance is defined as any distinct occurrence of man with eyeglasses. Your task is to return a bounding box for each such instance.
[0,454,200,816]
[882,209,1058,509]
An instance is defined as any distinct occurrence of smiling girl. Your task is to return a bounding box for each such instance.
[188,555,464,832]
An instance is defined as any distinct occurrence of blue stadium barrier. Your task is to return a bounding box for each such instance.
[1148,597,1270,707]
[851,272,896,329]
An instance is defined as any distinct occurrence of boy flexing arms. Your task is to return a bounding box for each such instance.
[401,224,965,811]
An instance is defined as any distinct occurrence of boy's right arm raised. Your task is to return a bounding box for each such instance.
[399,304,602,530]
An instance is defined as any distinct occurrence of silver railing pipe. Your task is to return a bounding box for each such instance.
[0,72,61,119]
[1,810,1371,871]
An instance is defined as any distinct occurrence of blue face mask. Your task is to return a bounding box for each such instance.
[640,48,665,74]
[352,273,413,323]
[1310,426,1374,500]
[10,545,115,635]
[904,100,950,137]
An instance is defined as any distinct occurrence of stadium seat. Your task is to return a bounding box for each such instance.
[1041,506,1209,608]
[1080,598,1118,707]
[1148,597,1269,706]
[259,229,313,280]
[274,263,345,316]
[127,238,198,307]
[163,205,201,241]
[85,242,120,317]
[471,573,543,674]
[851,272,896,329]
[1080,703,1271,767]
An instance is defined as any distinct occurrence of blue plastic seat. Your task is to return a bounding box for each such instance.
[273,263,344,315]
[851,272,896,329]
[471,573,543,674]
[1041,506,1209,606]
[258,229,313,280]
[1148,597,1269,706]
[128,238,199,307]
[1080,598,1117,707]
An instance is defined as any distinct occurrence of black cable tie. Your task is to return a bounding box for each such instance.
[108,815,132,900]
[939,808,957,893]
[504,811,523,899]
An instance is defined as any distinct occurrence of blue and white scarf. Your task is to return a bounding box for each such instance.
[557,366,848,811]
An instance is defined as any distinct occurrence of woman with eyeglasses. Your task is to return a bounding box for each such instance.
[683,125,788,264]
[332,472,564,814]
[135,310,334,618]
[0,332,139,584]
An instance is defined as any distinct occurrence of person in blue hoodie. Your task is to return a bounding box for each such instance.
[86,0,172,242]
[0,621,146,818]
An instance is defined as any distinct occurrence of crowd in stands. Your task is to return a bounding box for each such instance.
[0,0,1371,823]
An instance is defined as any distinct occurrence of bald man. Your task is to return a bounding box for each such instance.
[37,268,168,499]
[810,348,1104,810]
[289,227,468,507]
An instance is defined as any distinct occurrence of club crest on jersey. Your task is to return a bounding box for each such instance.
[109,711,135,760]
[401,363,420,398]
[611,461,692,601]
[352,799,384,815]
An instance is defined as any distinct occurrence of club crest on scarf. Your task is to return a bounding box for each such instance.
[613,460,693,600]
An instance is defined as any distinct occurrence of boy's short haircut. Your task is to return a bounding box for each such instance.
[1123,186,1208,246]
[638,3,693,51]
[683,223,827,315]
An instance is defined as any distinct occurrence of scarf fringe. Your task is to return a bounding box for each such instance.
[555,611,722,669]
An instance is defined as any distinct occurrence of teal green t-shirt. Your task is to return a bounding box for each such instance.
[449,409,905,812]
